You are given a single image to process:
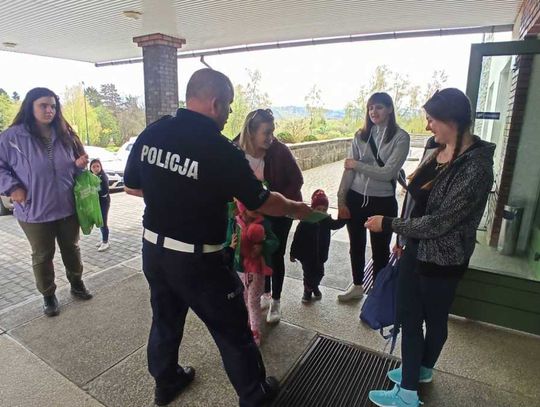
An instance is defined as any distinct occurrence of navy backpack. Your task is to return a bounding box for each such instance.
[360,253,400,351]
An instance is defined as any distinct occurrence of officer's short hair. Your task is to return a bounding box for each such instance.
[186,68,233,102]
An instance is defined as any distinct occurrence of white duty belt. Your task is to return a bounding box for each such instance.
[143,229,223,254]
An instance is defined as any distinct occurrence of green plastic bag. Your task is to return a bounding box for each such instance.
[74,170,103,235]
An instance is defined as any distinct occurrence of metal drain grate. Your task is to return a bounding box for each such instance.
[272,335,400,407]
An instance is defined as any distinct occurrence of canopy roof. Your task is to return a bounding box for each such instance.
[0,0,522,64]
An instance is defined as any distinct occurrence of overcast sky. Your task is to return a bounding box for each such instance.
[0,32,511,110]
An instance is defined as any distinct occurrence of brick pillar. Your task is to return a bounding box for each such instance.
[487,0,540,246]
[133,33,186,125]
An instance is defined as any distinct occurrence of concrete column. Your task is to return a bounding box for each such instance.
[133,33,186,125]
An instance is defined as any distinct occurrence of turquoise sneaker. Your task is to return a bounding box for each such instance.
[369,384,423,407]
[387,366,433,385]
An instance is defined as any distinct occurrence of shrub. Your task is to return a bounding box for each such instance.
[276,131,295,143]
[302,134,318,142]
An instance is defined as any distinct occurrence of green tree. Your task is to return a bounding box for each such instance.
[85,86,102,107]
[95,105,120,146]
[424,70,448,100]
[62,85,102,145]
[223,84,250,139]
[222,69,272,139]
[0,90,18,131]
[100,84,122,116]
[276,118,310,143]
[117,95,145,144]
[12,91,20,101]
[391,72,411,115]
[343,86,368,132]
[368,65,390,94]
[245,69,271,110]
[305,85,326,131]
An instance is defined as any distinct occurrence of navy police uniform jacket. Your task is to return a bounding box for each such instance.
[123,109,270,244]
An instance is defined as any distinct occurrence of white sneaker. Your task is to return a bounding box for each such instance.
[337,284,364,302]
[97,242,110,252]
[260,293,272,310]
[96,241,102,248]
[266,300,281,323]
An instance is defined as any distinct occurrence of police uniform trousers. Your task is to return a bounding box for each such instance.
[142,239,269,406]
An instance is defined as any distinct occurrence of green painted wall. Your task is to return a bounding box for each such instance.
[452,268,540,335]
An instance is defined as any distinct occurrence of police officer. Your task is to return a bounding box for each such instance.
[124,68,311,407]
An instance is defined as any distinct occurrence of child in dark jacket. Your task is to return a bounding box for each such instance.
[90,159,111,252]
[290,189,347,303]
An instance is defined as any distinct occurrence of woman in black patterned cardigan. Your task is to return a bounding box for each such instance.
[365,88,495,407]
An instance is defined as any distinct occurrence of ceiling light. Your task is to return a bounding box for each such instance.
[2,42,17,48]
[123,10,142,20]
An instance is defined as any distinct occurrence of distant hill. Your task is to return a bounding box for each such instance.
[272,106,345,120]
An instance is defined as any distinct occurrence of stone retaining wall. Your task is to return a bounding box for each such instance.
[287,134,428,170]
[288,138,351,170]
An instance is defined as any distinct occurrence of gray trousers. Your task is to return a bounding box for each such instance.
[19,215,83,296]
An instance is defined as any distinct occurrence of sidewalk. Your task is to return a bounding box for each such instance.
[1,159,539,407]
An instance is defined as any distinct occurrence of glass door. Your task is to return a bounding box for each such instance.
[465,39,540,279]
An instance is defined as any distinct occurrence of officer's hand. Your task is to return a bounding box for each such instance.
[292,202,312,221]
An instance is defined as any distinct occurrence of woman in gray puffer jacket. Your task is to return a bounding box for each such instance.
[365,88,495,407]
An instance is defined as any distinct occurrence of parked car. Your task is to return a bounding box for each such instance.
[0,194,13,216]
[116,137,137,163]
[85,146,126,191]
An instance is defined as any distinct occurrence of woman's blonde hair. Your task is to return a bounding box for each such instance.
[238,109,274,154]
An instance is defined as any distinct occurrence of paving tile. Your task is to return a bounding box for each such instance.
[0,335,104,407]
[9,274,151,386]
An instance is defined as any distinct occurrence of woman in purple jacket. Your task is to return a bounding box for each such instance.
[0,88,92,317]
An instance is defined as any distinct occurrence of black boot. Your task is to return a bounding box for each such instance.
[70,281,93,300]
[155,366,195,406]
[301,289,312,303]
[260,376,280,405]
[312,286,322,300]
[43,295,59,317]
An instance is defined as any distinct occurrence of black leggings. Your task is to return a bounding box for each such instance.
[346,190,398,285]
[397,241,461,390]
[264,216,293,300]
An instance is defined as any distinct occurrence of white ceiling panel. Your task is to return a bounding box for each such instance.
[0,0,523,63]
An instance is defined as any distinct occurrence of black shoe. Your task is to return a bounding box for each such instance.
[43,295,59,317]
[301,290,312,303]
[312,287,322,300]
[155,366,195,406]
[70,281,93,300]
[260,376,279,404]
